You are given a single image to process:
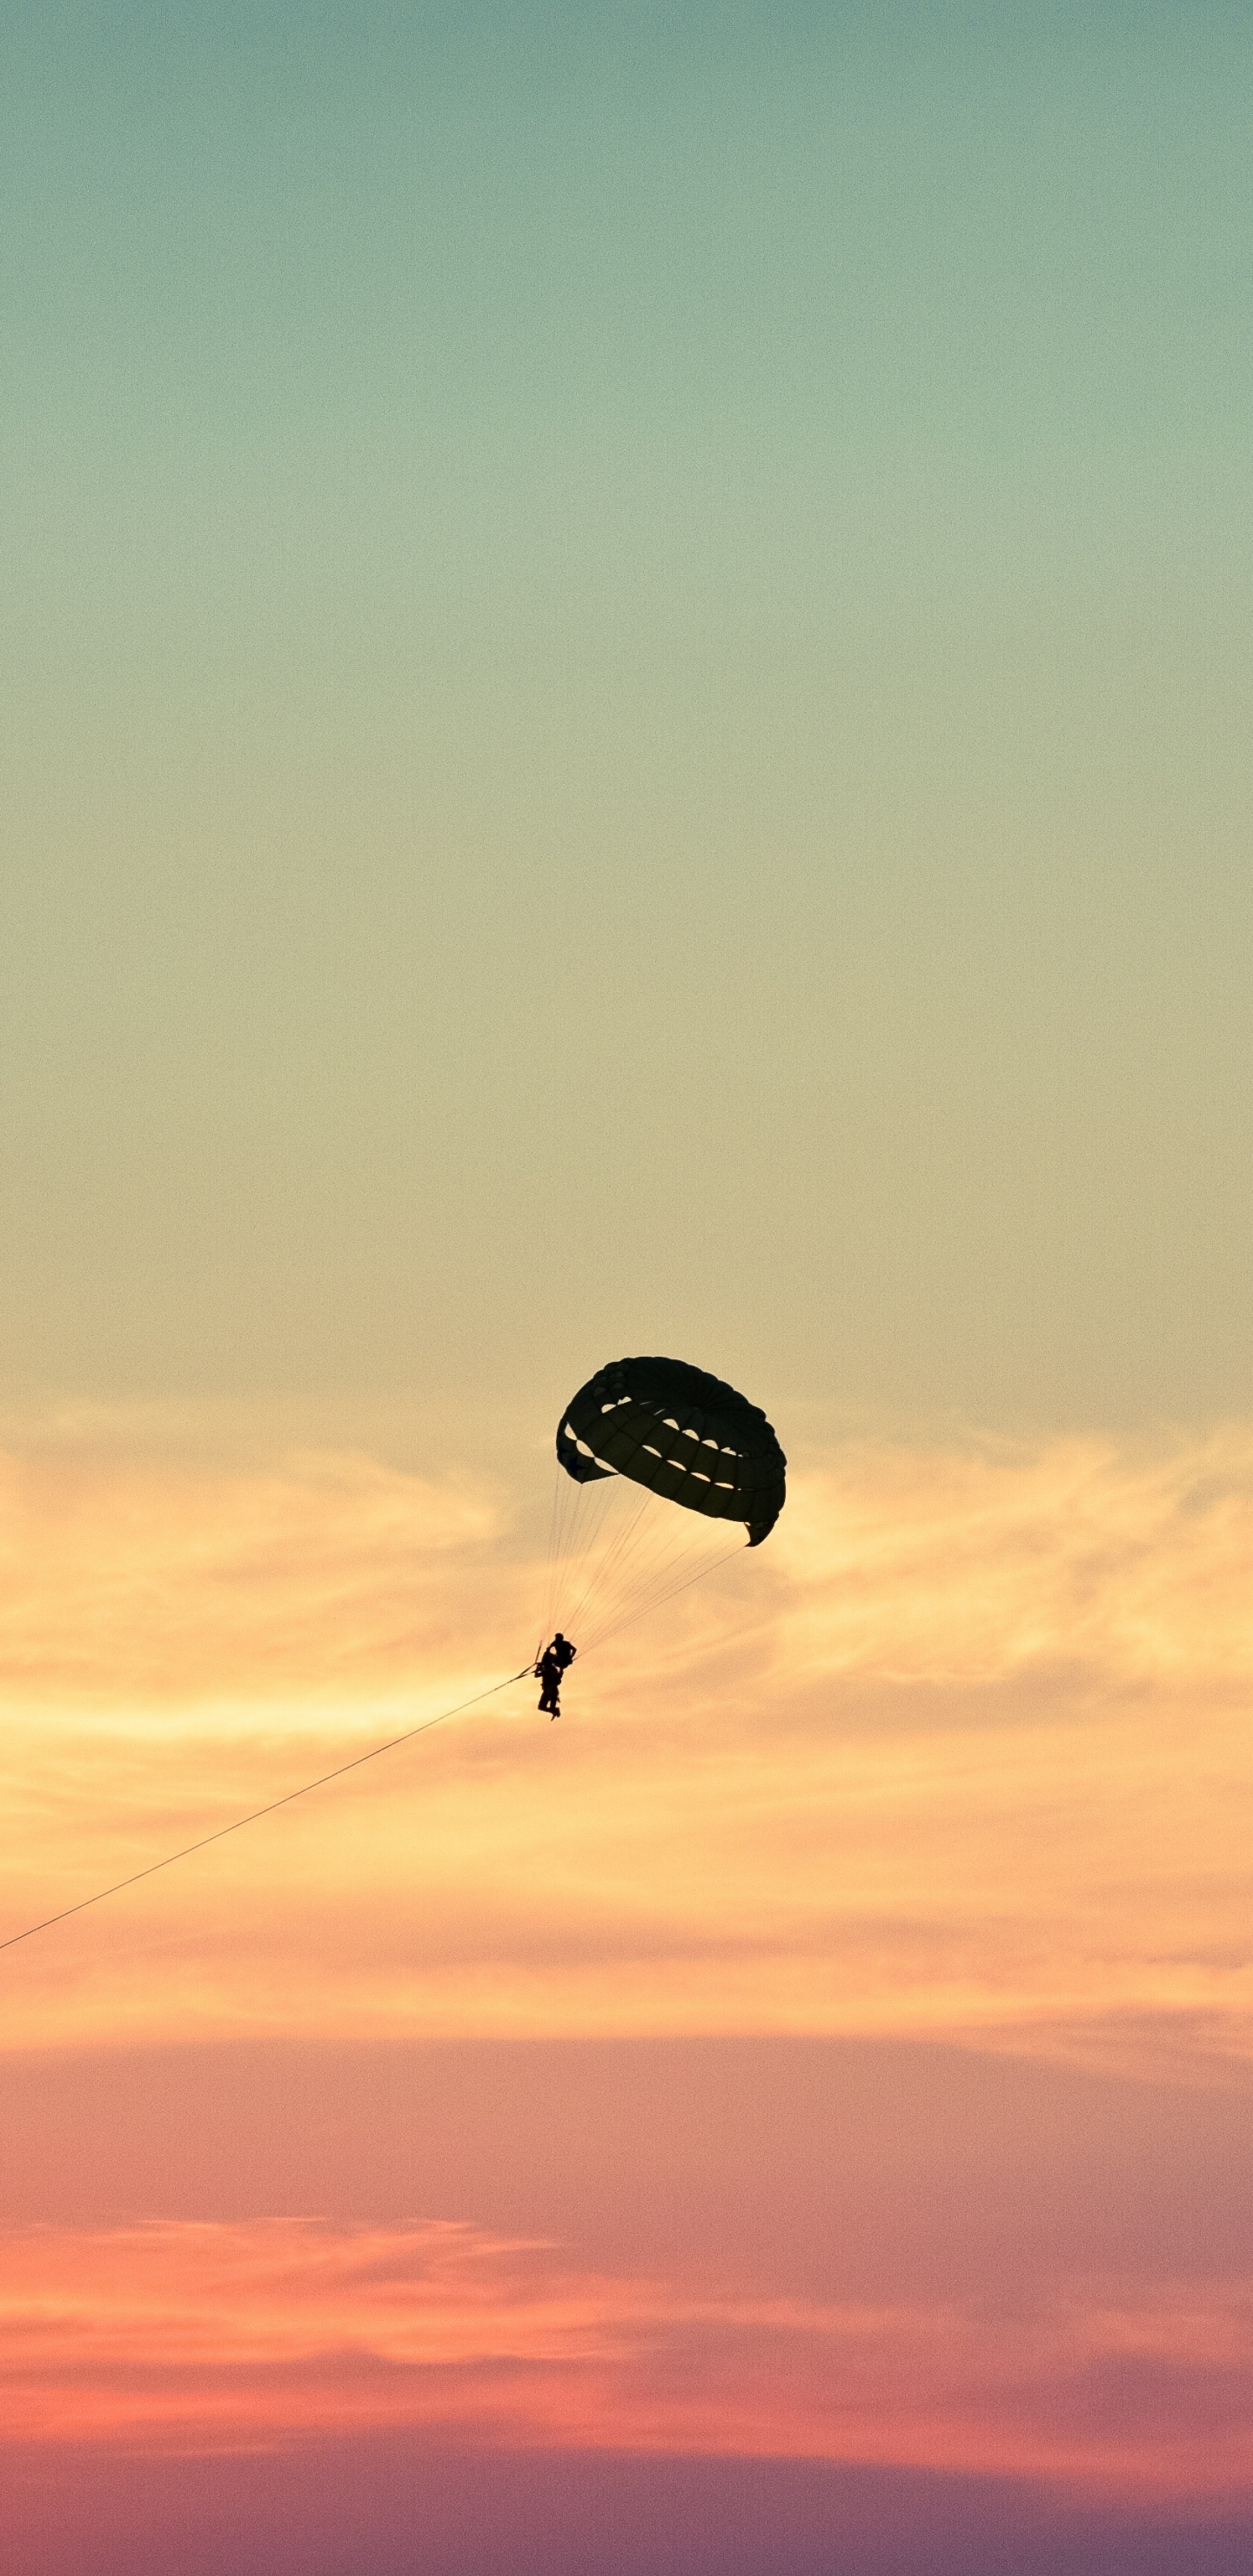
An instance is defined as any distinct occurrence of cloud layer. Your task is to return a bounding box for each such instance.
[1,1417,1250,2063]
[3,2214,1250,2502]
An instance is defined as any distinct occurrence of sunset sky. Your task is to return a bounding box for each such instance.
[3,6,1251,2572]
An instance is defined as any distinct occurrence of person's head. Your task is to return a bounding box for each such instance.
[554,1633,566,1644]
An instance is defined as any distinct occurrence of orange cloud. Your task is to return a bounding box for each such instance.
[0,1434,510,1704]
[0,1413,1250,2068]
[776,1428,1253,1688]
[1,2218,1249,2503]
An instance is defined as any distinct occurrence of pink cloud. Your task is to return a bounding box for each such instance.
[1,2218,1249,2503]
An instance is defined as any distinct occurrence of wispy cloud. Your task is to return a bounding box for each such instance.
[776,1430,1253,1689]
[2,2217,1249,2502]
[0,1439,509,1705]
[0,1419,1249,2065]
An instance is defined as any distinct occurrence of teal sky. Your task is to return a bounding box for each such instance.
[3,3,1250,1431]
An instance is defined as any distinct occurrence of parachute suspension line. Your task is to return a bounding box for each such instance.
[568,1514,686,1642]
[543,1452,625,1645]
[545,1449,612,1640]
[578,1526,740,1651]
[561,1484,653,1638]
[540,1462,570,1650]
[550,1476,686,1647]
[546,1474,746,1656]
[539,1457,563,1655]
[540,1473,568,1649]
[0,1663,536,1962]
[577,1539,747,1657]
[570,1494,731,1646]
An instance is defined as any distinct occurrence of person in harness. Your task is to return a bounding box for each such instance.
[536,1632,577,1717]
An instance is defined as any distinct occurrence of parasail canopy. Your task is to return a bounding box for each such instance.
[556,1355,787,1547]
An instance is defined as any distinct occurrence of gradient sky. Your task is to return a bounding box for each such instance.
[2,7,1250,2572]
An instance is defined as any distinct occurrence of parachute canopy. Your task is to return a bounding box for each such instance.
[556,1355,787,1547]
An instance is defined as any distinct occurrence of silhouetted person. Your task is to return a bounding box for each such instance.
[536,1632,577,1717]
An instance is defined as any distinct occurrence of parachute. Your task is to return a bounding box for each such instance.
[542,1356,786,1657]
